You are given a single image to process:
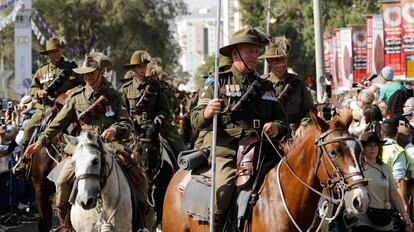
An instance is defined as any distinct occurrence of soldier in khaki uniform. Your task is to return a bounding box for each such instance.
[260,36,314,137]
[191,27,288,229]
[20,37,83,149]
[120,51,174,157]
[145,58,185,155]
[23,52,132,232]
[194,56,233,149]
[15,37,83,176]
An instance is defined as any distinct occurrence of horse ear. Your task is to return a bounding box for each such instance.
[342,110,353,128]
[310,111,329,132]
[63,134,78,146]
[86,131,94,141]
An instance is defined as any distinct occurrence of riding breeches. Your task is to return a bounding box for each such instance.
[202,130,239,215]
[21,109,44,146]
[55,159,75,206]
[164,124,184,157]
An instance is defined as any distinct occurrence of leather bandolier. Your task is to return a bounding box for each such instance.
[77,92,116,126]
[131,81,158,132]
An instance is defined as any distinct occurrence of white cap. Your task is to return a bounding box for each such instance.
[381,66,394,81]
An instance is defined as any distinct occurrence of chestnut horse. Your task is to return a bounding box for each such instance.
[162,111,369,231]
[19,91,76,231]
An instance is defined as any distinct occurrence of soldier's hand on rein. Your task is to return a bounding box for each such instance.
[203,98,223,119]
[101,128,115,142]
[37,90,47,98]
[263,122,279,138]
[23,143,43,160]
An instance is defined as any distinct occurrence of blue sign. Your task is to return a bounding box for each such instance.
[23,78,32,88]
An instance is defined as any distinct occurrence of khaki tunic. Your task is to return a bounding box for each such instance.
[22,58,83,145]
[37,79,132,146]
[263,72,314,134]
[191,65,288,214]
[36,79,132,206]
[121,77,170,121]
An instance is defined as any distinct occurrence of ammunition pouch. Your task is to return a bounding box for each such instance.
[236,136,260,188]
[114,149,146,187]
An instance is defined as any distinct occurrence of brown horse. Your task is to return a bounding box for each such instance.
[162,111,370,231]
[24,91,76,231]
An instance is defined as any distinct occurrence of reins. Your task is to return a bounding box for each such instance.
[262,127,367,232]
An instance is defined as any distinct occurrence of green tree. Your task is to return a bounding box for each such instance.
[1,0,188,82]
[194,55,215,88]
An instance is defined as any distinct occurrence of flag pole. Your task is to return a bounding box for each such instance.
[209,0,222,231]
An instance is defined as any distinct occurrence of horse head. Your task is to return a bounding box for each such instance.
[134,122,161,172]
[65,131,108,210]
[310,110,369,214]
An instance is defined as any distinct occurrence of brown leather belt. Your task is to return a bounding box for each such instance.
[224,119,261,129]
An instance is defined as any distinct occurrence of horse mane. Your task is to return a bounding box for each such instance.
[283,112,351,154]
[283,125,317,154]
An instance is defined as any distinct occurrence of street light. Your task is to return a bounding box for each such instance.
[264,0,286,75]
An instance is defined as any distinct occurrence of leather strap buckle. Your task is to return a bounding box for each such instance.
[253,119,260,129]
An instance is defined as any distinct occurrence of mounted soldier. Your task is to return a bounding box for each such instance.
[190,27,288,230]
[23,52,137,232]
[145,58,185,154]
[15,36,83,176]
[120,51,177,230]
[260,36,314,138]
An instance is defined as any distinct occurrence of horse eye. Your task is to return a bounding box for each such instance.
[328,150,337,157]
[91,158,99,166]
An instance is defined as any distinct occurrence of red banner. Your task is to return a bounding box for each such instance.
[366,15,385,76]
[324,36,333,75]
[382,1,404,79]
[334,28,353,89]
[351,25,368,83]
[401,0,414,79]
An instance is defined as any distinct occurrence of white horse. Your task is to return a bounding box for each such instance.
[66,132,132,232]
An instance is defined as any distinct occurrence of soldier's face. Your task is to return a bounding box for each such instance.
[48,48,63,63]
[268,56,288,77]
[232,44,259,72]
[84,69,102,87]
[133,64,147,78]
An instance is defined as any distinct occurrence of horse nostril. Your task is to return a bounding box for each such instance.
[353,197,361,209]
[86,198,95,208]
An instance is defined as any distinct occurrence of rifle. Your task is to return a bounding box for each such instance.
[135,82,157,115]
[44,62,77,98]
[221,79,267,124]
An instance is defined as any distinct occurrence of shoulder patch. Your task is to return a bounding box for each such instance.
[69,86,85,97]
[122,80,133,88]
[260,73,270,80]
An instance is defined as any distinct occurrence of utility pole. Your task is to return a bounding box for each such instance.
[313,0,324,102]
[264,0,271,75]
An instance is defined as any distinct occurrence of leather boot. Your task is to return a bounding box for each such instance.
[50,203,73,232]
[13,145,30,178]
[213,214,224,232]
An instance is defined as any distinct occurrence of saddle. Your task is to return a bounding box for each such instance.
[180,137,280,229]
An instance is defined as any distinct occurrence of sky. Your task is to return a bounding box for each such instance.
[183,0,217,10]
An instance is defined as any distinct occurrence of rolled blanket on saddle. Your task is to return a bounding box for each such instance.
[178,147,210,170]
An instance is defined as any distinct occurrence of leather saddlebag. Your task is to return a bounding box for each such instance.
[115,150,146,186]
[236,137,260,188]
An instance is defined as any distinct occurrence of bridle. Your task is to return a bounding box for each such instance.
[74,141,114,191]
[264,127,368,232]
[314,128,368,192]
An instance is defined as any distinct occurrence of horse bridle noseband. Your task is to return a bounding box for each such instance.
[315,128,368,191]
